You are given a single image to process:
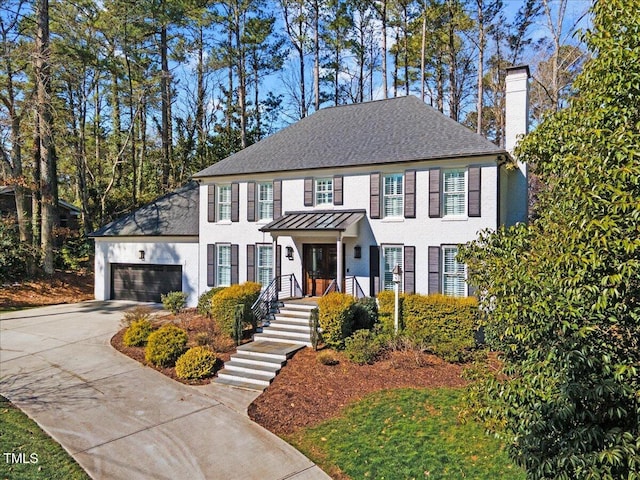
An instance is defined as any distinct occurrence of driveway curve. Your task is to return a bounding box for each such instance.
[0,301,330,480]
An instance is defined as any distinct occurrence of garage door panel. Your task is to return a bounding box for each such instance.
[111,264,182,302]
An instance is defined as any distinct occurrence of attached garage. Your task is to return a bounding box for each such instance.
[111,264,182,302]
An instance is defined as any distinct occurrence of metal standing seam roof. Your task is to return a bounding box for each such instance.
[260,210,366,232]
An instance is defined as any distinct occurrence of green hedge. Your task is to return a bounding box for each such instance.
[209,282,262,338]
[402,294,479,362]
[317,292,355,349]
[377,290,405,333]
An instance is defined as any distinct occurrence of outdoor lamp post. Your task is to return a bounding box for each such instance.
[392,264,402,334]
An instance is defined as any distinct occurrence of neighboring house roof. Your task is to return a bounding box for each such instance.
[0,185,81,215]
[260,210,366,233]
[89,182,199,237]
[194,95,505,178]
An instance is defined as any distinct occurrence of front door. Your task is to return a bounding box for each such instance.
[303,244,337,296]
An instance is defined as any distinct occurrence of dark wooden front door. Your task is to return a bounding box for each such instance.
[303,244,337,296]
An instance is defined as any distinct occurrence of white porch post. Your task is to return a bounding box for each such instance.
[336,234,343,292]
[272,236,278,289]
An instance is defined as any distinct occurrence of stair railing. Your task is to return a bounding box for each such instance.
[251,274,302,325]
[323,279,339,296]
[344,276,366,299]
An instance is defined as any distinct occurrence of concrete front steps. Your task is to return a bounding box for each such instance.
[213,300,318,391]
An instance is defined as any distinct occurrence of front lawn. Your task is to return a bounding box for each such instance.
[0,395,89,480]
[288,387,525,480]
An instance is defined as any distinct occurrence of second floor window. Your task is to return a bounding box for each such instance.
[315,178,333,206]
[383,173,403,217]
[258,182,273,220]
[217,185,231,221]
[443,170,466,216]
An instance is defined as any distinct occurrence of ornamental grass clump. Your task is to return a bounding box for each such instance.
[145,324,188,367]
[123,319,154,347]
[175,346,218,380]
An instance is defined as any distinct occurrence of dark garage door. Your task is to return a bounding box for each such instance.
[111,264,182,302]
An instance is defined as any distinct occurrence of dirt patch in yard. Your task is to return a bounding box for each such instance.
[0,270,94,310]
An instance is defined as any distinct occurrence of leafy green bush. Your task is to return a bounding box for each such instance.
[402,294,479,363]
[196,287,226,317]
[352,297,378,330]
[209,282,261,338]
[0,216,34,282]
[175,346,218,380]
[317,292,355,349]
[161,291,188,314]
[377,290,404,333]
[60,235,92,270]
[316,350,340,366]
[123,319,154,347]
[344,329,383,364]
[145,324,188,367]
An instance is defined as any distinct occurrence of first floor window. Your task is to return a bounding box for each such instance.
[217,244,231,286]
[382,245,403,291]
[443,170,466,217]
[443,246,466,296]
[217,185,231,221]
[256,245,273,287]
[258,182,273,220]
[315,178,333,206]
[383,173,403,217]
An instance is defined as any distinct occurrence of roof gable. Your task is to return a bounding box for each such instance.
[194,96,504,178]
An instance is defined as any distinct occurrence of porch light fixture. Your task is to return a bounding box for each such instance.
[392,264,402,334]
[286,246,294,260]
[138,250,145,261]
[354,245,361,259]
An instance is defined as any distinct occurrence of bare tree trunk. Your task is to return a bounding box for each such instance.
[420,9,426,101]
[32,114,41,253]
[313,0,320,111]
[476,0,484,134]
[160,25,171,188]
[379,0,388,98]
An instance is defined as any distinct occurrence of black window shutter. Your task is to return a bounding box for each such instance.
[428,246,441,294]
[468,167,481,217]
[304,177,314,206]
[404,170,416,218]
[276,245,282,290]
[247,244,255,282]
[273,180,282,219]
[334,175,343,205]
[231,244,239,284]
[369,245,380,296]
[207,185,216,223]
[370,173,381,219]
[429,169,441,218]
[231,183,239,222]
[207,244,215,286]
[404,246,415,294]
[247,182,256,222]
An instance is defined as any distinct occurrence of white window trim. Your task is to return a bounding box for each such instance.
[383,173,404,218]
[442,245,467,297]
[442,169,467,218]
[256,244,274,287]
[315,178,333,206]
[257,182,273,221]
[217,184,232,222]
[382,244,403,292]
[216,244,232,287]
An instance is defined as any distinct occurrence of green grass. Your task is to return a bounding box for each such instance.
[0,396,90,480]
[289,388,525,480]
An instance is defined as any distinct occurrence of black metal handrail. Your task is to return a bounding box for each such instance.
[251,274,302,324]
[344,276,366,298]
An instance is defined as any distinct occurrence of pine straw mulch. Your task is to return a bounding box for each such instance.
[248,346,468,437]
[0,270,94,310]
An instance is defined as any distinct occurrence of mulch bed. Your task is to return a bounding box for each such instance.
[248,347,468,436]
[0,270,94,309]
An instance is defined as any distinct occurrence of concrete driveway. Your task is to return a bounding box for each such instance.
[0,301,330,480]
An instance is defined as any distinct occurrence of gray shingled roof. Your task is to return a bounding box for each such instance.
[194,96,504,178]
[89,182,199,237]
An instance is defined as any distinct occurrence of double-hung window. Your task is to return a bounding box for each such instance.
[217,245,231,287]
[256,245,273,287]
[315,178,333,206]
[443,170,466,217]
[217,185,232,221]
[382,245,403,291]
[443,246,466,296]
[383,173,403,218]
[257,182,273,221]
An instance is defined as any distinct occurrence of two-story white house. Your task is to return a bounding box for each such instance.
[92,66,530,308]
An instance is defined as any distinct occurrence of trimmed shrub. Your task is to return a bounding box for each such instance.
[120,306,154,327]
[197,287,226,317]
[316,350,340,366]
[175,346,218,380]
[402,294,479,363]
[209,282,261,338]
[377,290,405,333]
[317,292,356,349]
[123,319,154,347]
[344,329,383,364]
[145,324,188,367]
[161,291,188,314]
[352,296,379,330]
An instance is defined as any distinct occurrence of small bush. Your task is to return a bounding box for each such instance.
[344,329,383,364]
[194,332,211,346]
[402,294,479,363]
[145,324,188,367]
[209,282,261,338]
[60,235,92,270]
[317,292,356,349]
[120,306,154,327]
[352,297,379,330]
[197,287,226,317]
[161,291,188,314]
[377,290,405,333]
[175,346,218,380]
[123,319,154,347]
[316,350,340,366]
